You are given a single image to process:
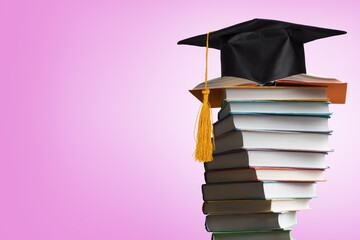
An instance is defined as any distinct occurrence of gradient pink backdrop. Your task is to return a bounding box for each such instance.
[0,0,359,239]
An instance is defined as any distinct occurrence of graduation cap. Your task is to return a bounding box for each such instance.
[178,19,346,163]
[178,18,346,84]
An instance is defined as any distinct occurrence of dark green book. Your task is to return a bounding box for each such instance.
[212,230,293,240]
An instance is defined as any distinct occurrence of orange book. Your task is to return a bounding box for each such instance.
[190,74,347,108]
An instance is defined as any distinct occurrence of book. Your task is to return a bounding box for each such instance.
[202,182,316,201]
[205,212,297,232]
[206,150,327,170]
[223,87,327,102]
[211,230,293,240]
[203,199,310,214]
[218,100,331,120]
[214,130,331,153]
[205,168,325,183]
[214,114,331,137]
[190,74,347,107]
[180,20,346,238]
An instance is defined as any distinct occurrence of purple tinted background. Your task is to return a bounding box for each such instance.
[0,0,359,239]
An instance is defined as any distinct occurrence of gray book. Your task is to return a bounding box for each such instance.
[214,114,331,137]
[205,150,328,170]
[202,182,316,201]
[214,130,331,154]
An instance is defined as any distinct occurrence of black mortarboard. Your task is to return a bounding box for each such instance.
[178,18,346,84]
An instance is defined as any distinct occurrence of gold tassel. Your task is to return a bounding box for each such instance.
[195,32,214,162]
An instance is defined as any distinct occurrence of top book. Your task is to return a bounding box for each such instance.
[190,74,347,107]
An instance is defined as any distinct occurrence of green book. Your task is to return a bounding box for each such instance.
[212,230,293,240]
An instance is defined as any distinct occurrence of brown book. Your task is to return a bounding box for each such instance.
[190,74,347,107]
[203,199,310,215]
[205,167,326,183]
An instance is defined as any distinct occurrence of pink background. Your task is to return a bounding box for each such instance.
[0,0,359,239]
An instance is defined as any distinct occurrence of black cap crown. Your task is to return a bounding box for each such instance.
[178,18,346,84]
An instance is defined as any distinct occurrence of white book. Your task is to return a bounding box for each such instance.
[202,182,316,201]
[205,150,327,170]
[205,168,325,183]
[212,230,293,240]
[218,101,331,120]
[214,114,330,137]
[214,130,331,153]
[203,199,310,214]
[223,87,327,101]
[206,212,297,232]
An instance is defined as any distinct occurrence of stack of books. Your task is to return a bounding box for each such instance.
[198,76,343,240]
